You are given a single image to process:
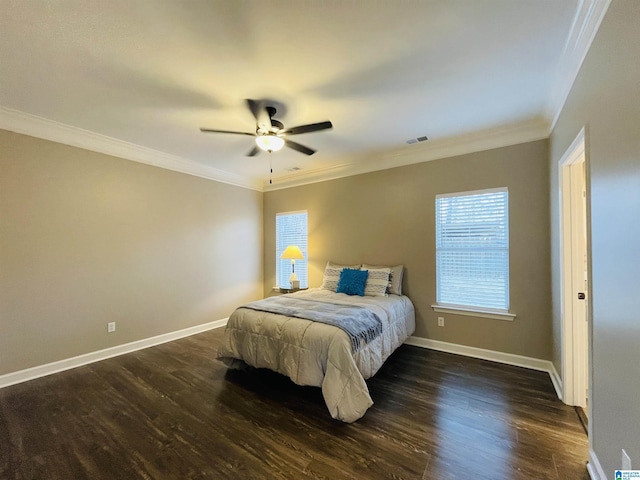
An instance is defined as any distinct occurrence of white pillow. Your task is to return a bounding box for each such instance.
[362,264,404,295]
[321,262,361,292]
[363,267,391,296]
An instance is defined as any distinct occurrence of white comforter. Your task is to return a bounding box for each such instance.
[217,288,415,422]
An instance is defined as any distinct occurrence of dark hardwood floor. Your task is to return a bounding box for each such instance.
[0,328,588,479]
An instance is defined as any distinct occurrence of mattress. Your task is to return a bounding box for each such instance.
[217,288,415,422]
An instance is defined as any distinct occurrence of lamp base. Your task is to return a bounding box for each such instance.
[289,271,298,290]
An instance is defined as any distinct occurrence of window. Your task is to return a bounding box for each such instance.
[276,211,308,288]
[435,188,509,312]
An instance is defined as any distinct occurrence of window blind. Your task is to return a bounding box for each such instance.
[436,188,509,311]
[276,211,308,288]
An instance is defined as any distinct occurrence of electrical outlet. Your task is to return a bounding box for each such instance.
[107,322,116,333]
[438,317,445,327]
[622,449,632,470]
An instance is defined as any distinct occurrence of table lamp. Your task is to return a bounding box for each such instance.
[280,245,304,289]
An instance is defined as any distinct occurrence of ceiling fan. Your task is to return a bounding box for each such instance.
[200,99,333,157]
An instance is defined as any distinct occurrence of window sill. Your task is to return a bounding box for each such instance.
[431,304,516,321]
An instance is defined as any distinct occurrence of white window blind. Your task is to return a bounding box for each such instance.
[436,188,509,311]
[276,211,308,288]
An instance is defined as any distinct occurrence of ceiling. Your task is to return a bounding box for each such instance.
[0,1,608,191]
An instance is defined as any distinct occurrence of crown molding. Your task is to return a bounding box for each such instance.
[0,105,550,194]
[265,162,356,191]
[0,106,262,191]
[547,0,612,130]
[264,117,549,191]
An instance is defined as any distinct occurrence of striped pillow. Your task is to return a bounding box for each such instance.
[363,267,391,297]
[321,262,361,292]
[363,264,404,295]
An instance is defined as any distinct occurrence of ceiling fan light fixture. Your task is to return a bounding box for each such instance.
[255,134,285,152]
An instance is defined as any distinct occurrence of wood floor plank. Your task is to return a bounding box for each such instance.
[0,329,588,479]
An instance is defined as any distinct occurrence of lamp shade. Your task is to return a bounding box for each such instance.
[280,245,304,260]
[255,134,285,152]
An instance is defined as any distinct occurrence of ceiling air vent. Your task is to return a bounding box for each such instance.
[406,136,429,145]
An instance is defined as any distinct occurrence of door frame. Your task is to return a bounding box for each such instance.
[559,126,592,413]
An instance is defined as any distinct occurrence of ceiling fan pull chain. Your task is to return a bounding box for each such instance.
[269,153,273,184]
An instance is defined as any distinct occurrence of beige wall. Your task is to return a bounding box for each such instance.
[0,130,263,376]
[265,140,551,359]
[549,0,640,472]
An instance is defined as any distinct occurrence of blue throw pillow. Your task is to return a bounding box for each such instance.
[336,268,369,296]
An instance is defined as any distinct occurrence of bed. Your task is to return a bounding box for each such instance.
[217,277,415,423]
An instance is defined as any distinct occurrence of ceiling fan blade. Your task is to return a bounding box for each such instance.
[200,128,254,136]
[246,99,261,121]
[281,121,333,136]
[246,145,260,157]
[285,139,316,156]
[246,98,273,132]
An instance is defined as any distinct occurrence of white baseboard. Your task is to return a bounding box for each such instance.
[548,362,564,401]
[0,318,228,389]
[587,449,606,480]
[404,337,560,393]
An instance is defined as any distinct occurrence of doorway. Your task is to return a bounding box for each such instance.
[559,127,591,416]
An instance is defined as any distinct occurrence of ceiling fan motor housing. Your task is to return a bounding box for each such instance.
[257,107,284,134]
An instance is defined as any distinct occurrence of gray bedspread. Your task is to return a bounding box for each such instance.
[218,288,416,422]
[241,295,382,353]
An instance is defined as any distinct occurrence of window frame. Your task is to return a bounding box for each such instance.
[275,210,308,289]
[432,187,515,321]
